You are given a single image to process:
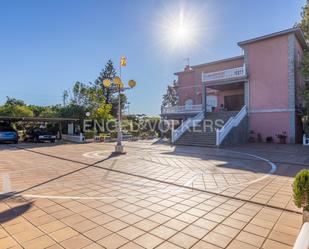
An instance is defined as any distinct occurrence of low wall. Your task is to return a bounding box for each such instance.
[220,116,249,146]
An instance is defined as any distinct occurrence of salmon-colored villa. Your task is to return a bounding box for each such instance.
[161,27,307,146]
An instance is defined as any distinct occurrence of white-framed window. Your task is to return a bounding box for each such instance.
[184,99,193,110]
[207,96,218,112]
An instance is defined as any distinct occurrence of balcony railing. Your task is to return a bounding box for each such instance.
[202,66,246,82]
[161,104,202,114]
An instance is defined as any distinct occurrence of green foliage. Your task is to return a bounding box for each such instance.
[84,131,95,139]
[298,0,309,42]
[91,103,113,121]
[0,97,33,117]
[293,169,309,211]
[161,80,178,109]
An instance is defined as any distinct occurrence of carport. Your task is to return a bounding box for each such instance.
[0,116,80,139]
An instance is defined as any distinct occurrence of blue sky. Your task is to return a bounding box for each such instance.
[0,0,305,115]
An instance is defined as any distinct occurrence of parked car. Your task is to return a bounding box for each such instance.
[0,126,19,144]
[24,128,56,143]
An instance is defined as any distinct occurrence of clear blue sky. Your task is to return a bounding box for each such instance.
[0,0,305,115]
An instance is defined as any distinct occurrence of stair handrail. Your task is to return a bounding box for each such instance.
[172,111,204,143]
[216,105,247,146]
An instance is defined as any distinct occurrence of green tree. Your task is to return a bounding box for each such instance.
[0,97,33,117]
[93,59,117,104]
[161,80,178,109]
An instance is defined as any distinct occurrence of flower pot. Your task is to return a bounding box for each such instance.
[279,137,286,144]
[303,210,309,223]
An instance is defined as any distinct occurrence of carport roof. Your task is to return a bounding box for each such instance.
[0,116,79,122]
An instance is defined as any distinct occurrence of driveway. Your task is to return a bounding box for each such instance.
[0,141,308,249]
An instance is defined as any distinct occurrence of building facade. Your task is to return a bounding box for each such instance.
[161,28,307,144]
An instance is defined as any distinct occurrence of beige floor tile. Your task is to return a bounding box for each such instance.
[0,236,19,248]
[203,231,233,248]
[168,232,198,249]
[155,241,183,249]
[191,241,221,249]
[236,231,265,247]
[262,239,291,249]
[118,226,145,240]
[22,235,55,249]
[227,239,259,249]
[39,220,67,233]
[50,227,79,242]
[84,226,112,241]
[134,233,163,249]
[150,225,177,240]
[98,233,129,249]
[60,235,92,249]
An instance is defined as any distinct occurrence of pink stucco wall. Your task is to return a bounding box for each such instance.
[250,112,291,142]
[176,57,244,106]
[245,35,292,141]
[247,35,289,110]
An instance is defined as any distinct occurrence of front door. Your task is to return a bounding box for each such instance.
[224,95,244,111]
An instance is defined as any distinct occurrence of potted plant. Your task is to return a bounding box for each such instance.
[248,130,256,143]
[276,131,287,144]
[266,136,273,143]
[293,170,309,223]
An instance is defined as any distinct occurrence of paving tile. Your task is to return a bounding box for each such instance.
[134,219,159,231]
[118,226,145,240]
[22,235,55,249]
[104,219,129,232]
[155,241,183,249]
[262,239,291,249]
[134,233,163,249]
[119,242,144,249]
[84,226,112,241]
[213,224,240,238]
[168,232,198,248]
[39,220,67,233]
[236,231,265,247]
[50,227,79,242]
[244,224,270,237]
[98,233,129,249]
[202,231,233,248]
[60,235,92,249]
[191,240,221,249]
[0,236,19,248]
[226,240,259,249]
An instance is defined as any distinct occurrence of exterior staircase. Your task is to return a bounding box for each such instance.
[175,111,238,147]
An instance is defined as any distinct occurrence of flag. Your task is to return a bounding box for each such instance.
[120,56,127,67]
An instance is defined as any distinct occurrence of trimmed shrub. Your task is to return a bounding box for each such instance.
[293,169,309,211]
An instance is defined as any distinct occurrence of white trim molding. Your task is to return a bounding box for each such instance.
[249,108,295,113]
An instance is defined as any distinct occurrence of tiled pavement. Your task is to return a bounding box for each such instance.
[0,141,308,249]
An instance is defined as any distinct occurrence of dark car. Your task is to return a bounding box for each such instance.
[25,128,57,143]
[0,126,19,144]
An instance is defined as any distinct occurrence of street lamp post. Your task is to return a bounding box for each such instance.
[103,76,136,154]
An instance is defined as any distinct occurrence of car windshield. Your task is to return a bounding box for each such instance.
[0,127,15,132]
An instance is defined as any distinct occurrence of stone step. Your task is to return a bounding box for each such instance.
[173,111,239,147]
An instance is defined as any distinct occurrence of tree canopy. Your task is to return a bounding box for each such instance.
[161,80,178,109]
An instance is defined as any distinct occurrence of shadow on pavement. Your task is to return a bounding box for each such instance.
[0,199,33,223]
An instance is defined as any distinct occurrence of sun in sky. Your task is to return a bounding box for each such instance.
[155,3,205,53]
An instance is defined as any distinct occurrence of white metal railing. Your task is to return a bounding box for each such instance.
[202,66,246,82]
[162,104,203,114]
[293,222,309,249]
[216,105,247,146]
[172,111,204,143]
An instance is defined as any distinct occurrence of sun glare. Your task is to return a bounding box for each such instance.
[156,5,202,52]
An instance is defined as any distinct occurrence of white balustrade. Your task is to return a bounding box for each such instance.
[172,111,204,143]
[216,105,247,146]
[202,66,246,82]
[162,104,203,114]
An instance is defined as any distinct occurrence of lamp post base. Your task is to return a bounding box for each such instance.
[114,144,125,154]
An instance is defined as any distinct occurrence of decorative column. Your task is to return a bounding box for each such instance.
[202,82,207,114]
